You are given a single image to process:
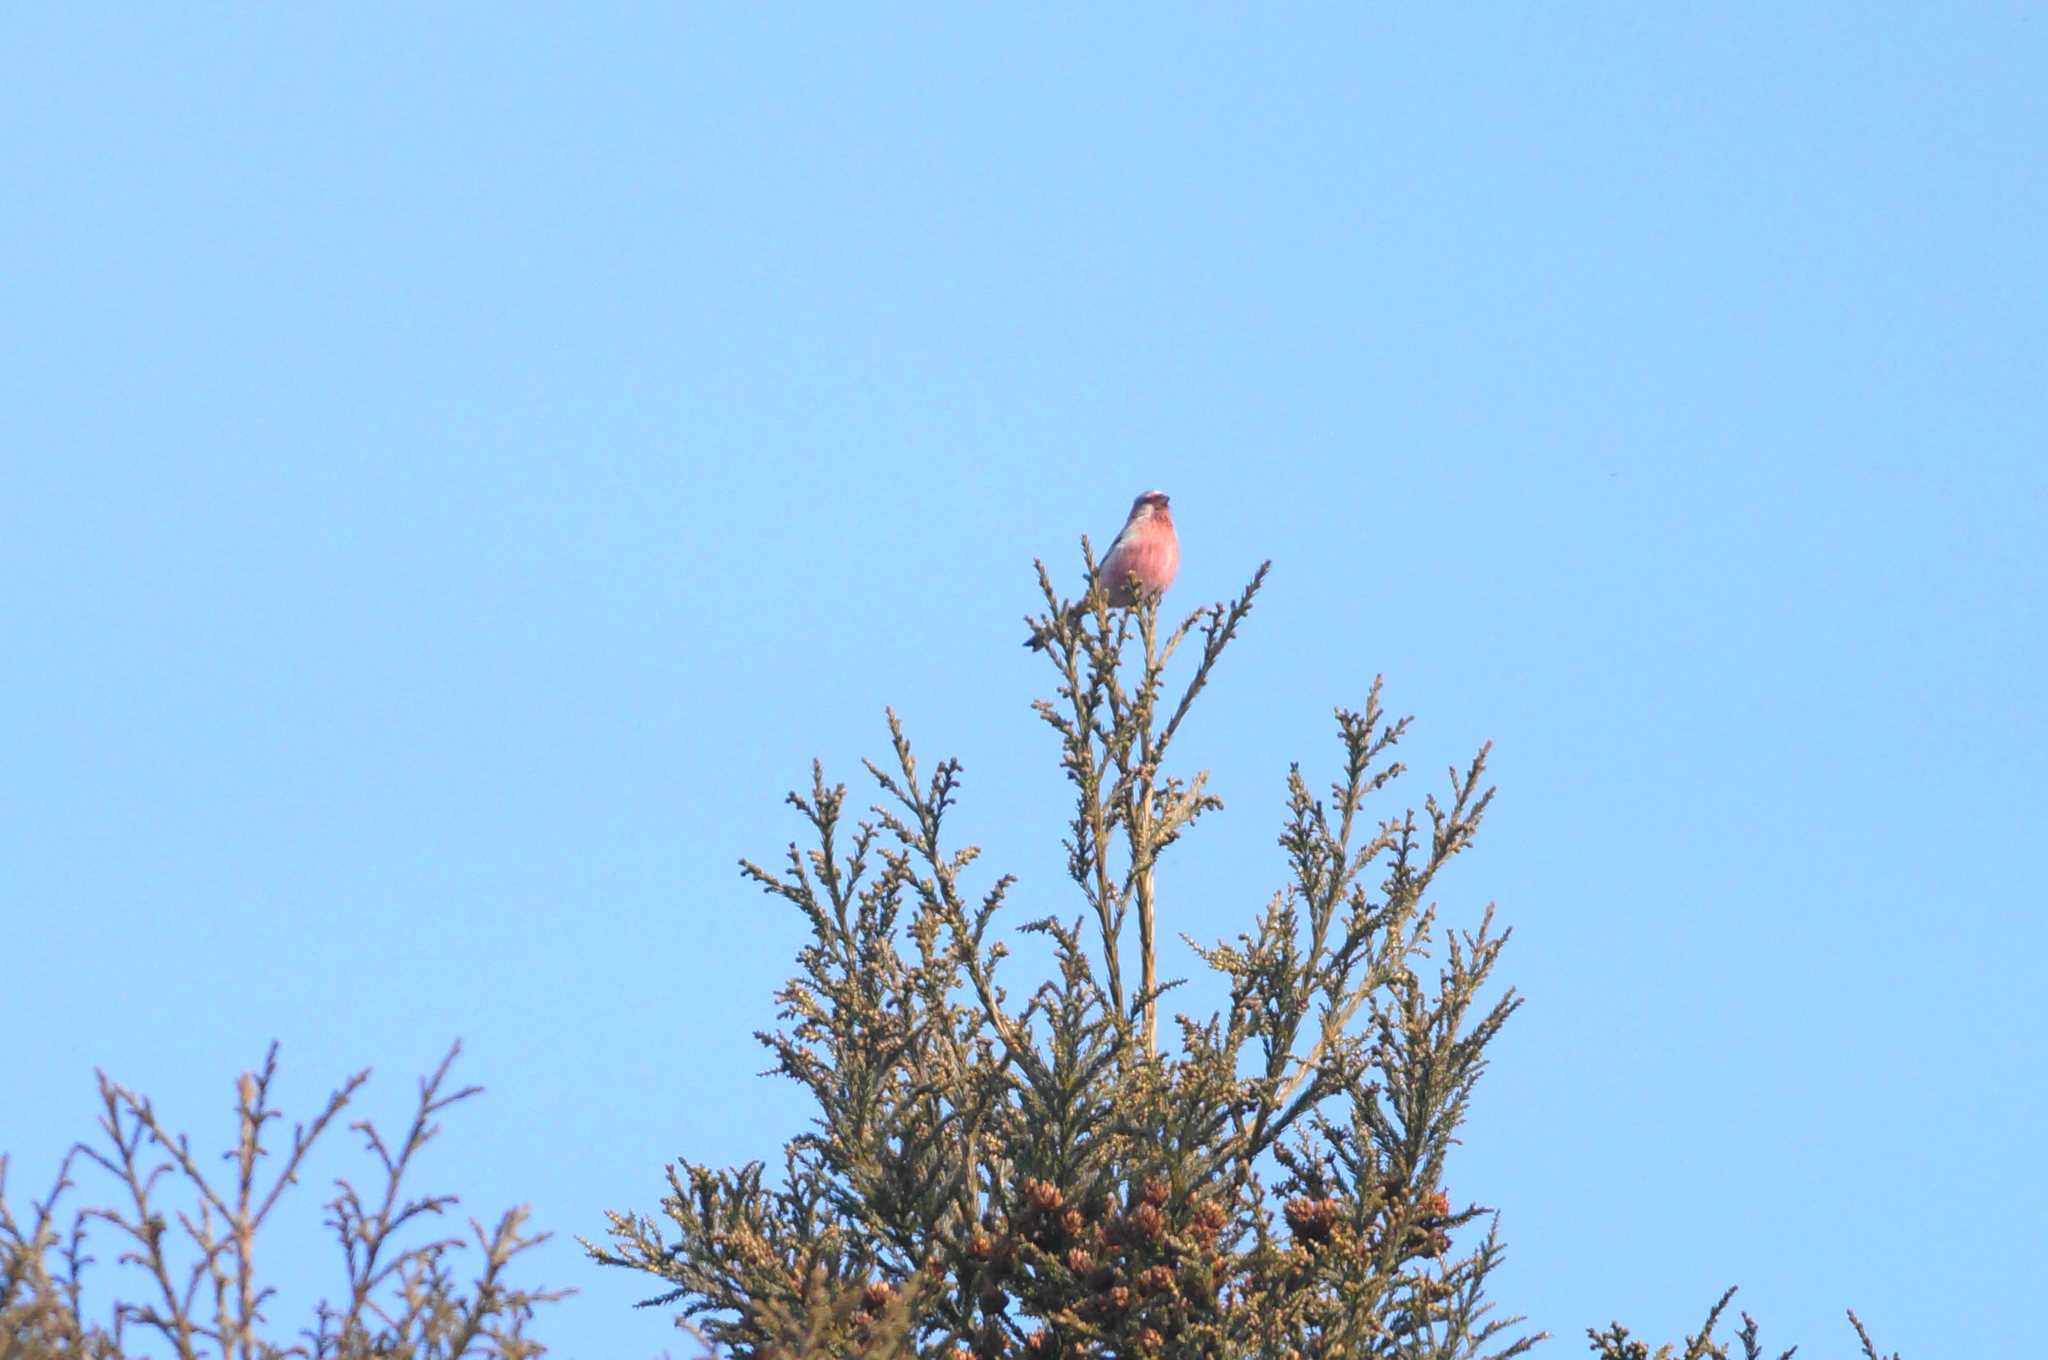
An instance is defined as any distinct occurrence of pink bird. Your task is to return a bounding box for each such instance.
[1026,490,1180,650]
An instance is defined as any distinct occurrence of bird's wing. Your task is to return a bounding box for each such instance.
[1100,519,1136,566]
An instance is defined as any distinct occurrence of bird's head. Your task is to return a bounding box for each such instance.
[1129,489,1172,521]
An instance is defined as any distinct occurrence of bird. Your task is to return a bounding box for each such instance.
[1026,490,1180,650]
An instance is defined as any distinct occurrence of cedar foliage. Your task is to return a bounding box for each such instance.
[1585,1287,1899,1360]
[590,554,1535,1360]
[0,1044,562,1360]
[0,553,1900,1360]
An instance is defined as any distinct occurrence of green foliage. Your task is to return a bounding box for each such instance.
[1586,1288,1898,1360]
[592,555,1536,1359]
[1,552,1902,1360]
[0,1044,563,1360]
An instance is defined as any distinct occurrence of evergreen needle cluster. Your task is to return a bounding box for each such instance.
[590,556,1534,1360]
[0,554,1900,1360]
[0,1044,563,1360]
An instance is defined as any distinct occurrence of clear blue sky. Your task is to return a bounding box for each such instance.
[4,6,2042,1357]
